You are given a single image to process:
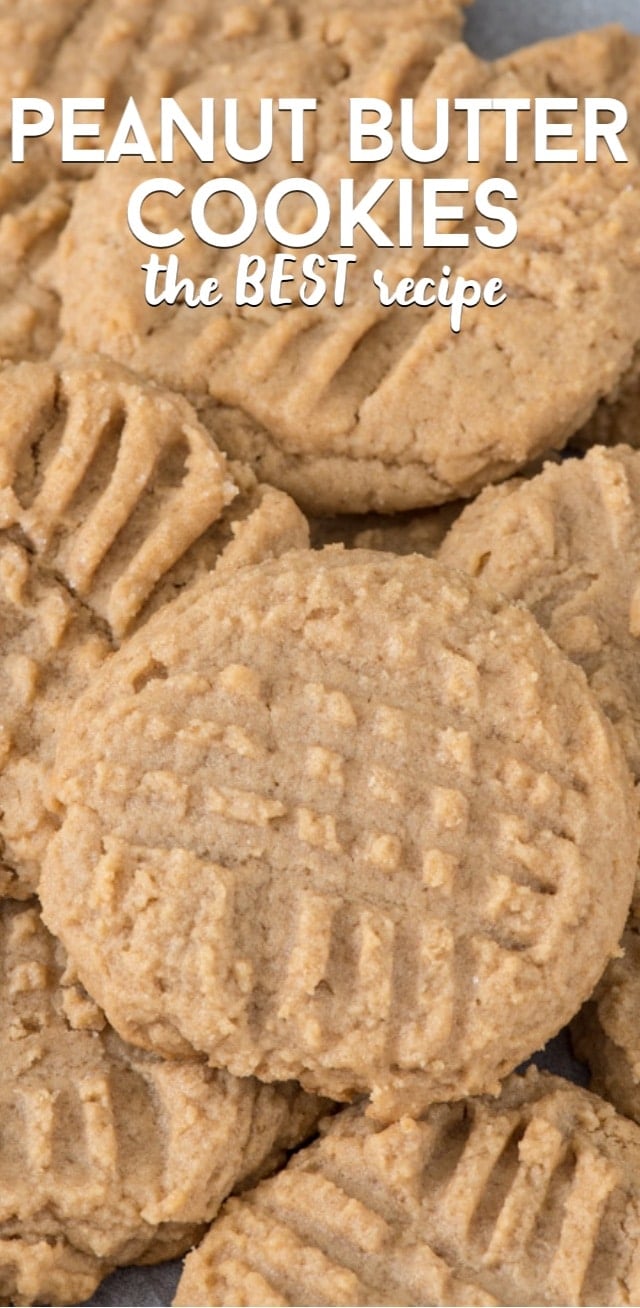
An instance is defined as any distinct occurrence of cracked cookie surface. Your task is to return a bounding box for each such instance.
[0,897,327,1307]
[0,357,308,897]
[175,1067,640,1308]
[41,548,638,1119]
[45,27,640,511]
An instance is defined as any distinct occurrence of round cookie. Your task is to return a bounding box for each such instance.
[1,0,461,389]
[2,0,462,399]
[0,897,327,1308]
[0,358,309,897]
[45,28,640,512]
[439,446,640,784]
[175,1067,640,1307]
[41,548,638,1120]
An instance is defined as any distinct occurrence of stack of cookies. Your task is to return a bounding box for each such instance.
[3,4,640,1305]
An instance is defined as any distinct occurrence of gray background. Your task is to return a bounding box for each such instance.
[84,1,640,1303]
[466,0,640,57]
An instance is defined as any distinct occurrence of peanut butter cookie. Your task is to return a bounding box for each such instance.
[175,1067,640,1307]
[0,357,236,637]
[46,28,640,512]
[0,358,308,896]
[0,897,327,1307]
[41,549,638,1120]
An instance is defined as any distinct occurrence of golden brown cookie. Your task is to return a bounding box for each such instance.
[0,360,311,597]
[572,926,640,1129]
[0,357,236,638]
[174,1067,640,1307]
[0,358,308,896]
[0,897,327,1307]
[40,548,638,1120]
[439,448,640,1146]
[45,28,640,512]
[439,446,640,786]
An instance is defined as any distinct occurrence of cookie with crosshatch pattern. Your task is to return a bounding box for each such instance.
[45,26,640,513]
[41,548,638,1120]
[2,0,467,368]
[174,1067,640,1307]
[1,0,466,370]
[0,356,309,897]
[0,897,328,1307]
[0,356,237,639]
